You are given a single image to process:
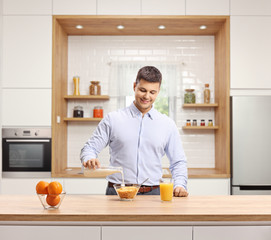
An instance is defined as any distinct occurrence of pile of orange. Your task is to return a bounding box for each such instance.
[36,181,63,206]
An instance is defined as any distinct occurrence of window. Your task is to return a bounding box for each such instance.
[110,62,181,121]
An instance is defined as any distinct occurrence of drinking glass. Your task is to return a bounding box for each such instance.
[160,178,174,201]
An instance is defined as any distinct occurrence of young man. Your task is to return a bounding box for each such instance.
[80,66,188,197]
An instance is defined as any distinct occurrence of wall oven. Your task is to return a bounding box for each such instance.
[2,128,51,178]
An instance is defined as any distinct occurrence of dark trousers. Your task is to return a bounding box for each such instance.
[106,186,160,195]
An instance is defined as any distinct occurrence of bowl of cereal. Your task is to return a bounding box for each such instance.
[114,184,140,201]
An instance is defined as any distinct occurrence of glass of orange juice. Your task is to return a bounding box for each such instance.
[160,178,174,202]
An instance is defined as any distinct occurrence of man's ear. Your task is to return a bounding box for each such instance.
[133,82,137,91]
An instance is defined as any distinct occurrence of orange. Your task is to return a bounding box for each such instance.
[36,181,49,194]
[46,195,60,206]
[48,181,63,195]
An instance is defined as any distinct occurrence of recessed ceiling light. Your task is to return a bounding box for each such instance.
[76,25,83,29]
[158,25,166,30]
[117,25,125,30]
[199,25,207,30]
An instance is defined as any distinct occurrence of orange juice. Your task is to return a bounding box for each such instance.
[160,182,173,201]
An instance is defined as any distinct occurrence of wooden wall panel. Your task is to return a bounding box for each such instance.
[52,17,68,176]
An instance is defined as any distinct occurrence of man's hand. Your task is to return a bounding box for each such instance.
[83,158,101,169]
[173,186,188,197]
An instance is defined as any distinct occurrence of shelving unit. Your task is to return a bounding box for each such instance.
[182,103,218,108]
[64,95,110,100]
[63,117,102,122]
[182,126,219,130]
[52,15,230,179]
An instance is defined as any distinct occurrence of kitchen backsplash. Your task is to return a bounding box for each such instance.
[67,35,215,169]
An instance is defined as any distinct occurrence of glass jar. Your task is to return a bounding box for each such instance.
[208,119,213,126]
[89,81,101,95]
[73,106,84,118]
[93,106,103,118]
[192,119,197,126]
[184,89,196,103]
[200,119,205,126]
[186,119,191,126]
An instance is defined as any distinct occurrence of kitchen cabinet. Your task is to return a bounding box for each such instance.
[53,0,96,15]
[230,0,271,16]
[230,16,271,89]
[2,89,51,126]
[97,0,141,15]
[0,178,51,195]
[3,0,52,15]
[141,0,185,15]
[194,226,271,240]
[3,16,52,88]
[187,179,230,195]
[0,226,100,240]
[102,226,192,240]
[186,0,230,15]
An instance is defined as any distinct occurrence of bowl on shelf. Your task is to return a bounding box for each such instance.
[113,184,140,201]
[37,192,66,209]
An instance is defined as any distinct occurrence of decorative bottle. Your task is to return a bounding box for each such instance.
[73,76,80,95]
[204,84,210,104]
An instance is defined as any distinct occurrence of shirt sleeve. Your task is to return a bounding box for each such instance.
[165,121,188,190]
[80,114,111,163]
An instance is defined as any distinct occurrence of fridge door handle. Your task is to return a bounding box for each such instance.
[240,185,271,191]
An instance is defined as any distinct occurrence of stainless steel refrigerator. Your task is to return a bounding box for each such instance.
[231,96,271,195]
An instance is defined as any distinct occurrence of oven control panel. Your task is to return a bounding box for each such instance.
[2,128,51,138]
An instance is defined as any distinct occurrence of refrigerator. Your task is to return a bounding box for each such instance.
[231,96,271,195]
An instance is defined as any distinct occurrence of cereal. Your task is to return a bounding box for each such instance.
[116,186,138,199]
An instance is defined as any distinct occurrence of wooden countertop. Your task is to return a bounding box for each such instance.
[1,195,271,222]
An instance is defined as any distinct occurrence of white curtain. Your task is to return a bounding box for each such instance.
[109,61,182,97]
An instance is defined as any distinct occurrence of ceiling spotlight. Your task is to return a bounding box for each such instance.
[117,25,125,30]
[199,25,207,30]
[76,25,83,29]
[158,25,166,30]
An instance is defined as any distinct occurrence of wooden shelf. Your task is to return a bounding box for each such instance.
[182,126,219,130]
[182,103,218,108]
[63,117,103,122]
[64,95,110,100]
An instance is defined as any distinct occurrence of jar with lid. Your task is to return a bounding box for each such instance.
[208,119,213,126]
[186,119,191,126]
[73,106,84,118]
[192,119,197,126]
[184,89,196,103]
[89,81,101,95]
[93,106,103,118]
[200,119,205,126]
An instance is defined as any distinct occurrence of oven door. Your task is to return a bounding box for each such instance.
[2,138,51,173]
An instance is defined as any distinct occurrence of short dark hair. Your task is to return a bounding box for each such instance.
[135,66,162,85]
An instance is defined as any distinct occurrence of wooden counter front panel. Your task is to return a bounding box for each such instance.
[1,195,271,222]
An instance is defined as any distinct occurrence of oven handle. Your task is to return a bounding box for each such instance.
[6,139,50,143]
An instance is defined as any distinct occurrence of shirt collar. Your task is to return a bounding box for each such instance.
[129,102,155,120]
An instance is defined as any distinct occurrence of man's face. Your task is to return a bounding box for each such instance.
[133,79,160,114]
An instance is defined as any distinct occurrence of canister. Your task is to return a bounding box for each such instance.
[93,106,103,118]
[73,106,84,118]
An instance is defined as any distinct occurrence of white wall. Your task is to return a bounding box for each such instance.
[67,36,215,169]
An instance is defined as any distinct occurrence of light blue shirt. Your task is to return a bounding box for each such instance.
[80,103,187,189]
